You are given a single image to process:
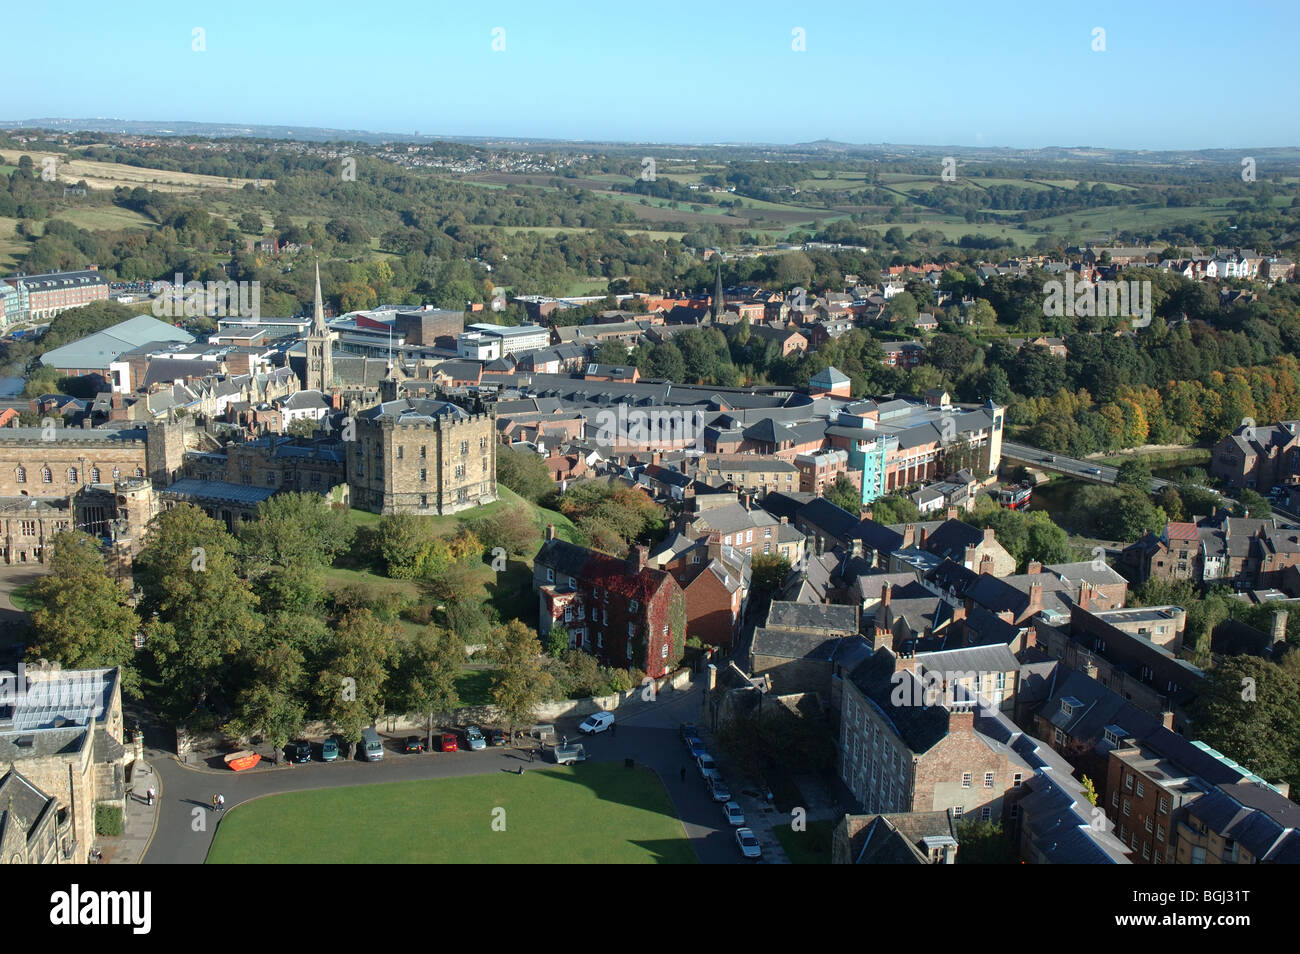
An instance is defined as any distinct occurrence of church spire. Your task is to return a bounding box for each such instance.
[312,260,327,334]
[713,259,724,322]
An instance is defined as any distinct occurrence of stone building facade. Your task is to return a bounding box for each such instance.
[349,397,497,515]
[0,427,150,497]
[0,666,130,864]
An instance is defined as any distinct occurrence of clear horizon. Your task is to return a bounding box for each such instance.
[8,0,1299,151]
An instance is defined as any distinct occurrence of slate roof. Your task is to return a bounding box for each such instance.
[765,601,858,634]
[1186,783,1300,863]
[751,627,840,662]
[923,519,984,561]
[162,479,279,505]
[847,650,952,755]
[849,811,955,864]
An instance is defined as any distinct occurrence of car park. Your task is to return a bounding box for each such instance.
[402,736,425,754]
[735,828,762,860]
[487,729,506,747]
[722,801,745,827]
[697,754,720,781]
[465,726,486,750]
[321,738,339,762]
[439,732,458,753]
[289,740,312,763]
[708,778,732,802]
[578,711,615,734]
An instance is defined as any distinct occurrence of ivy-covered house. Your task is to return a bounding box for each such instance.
[534,529,686,678]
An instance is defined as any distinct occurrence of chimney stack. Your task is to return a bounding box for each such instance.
[1027,581,1043,615]
[1027,560,1042,574]
[627,545,649,575]
[947,507,958,521]
[1272,609,1289,647]
[903,523,916,548]
[546,523,556,541]
[1079,580,1092,611]
[918,526,929,549]
[816,536,825,557]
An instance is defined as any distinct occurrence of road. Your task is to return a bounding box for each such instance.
[139,679,760,865]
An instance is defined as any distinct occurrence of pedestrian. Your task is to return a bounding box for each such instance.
[561,734,567,747]
[518,765,525,775]
[680,766,687,783]
[217,794,225,812]
[211,793,218,812]
[146,787,155,806]
[528,750,535,763]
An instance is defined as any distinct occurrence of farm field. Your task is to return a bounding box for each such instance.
[2,150,264,192]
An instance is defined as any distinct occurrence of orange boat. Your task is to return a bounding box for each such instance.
[223,750,261,771]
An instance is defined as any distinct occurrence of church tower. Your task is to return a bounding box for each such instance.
[304,262,335,391]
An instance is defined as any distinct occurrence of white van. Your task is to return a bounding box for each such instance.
[578,711,615,735]
[361,727,384,761]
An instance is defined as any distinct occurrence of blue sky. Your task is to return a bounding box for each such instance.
[7,0,1299,149]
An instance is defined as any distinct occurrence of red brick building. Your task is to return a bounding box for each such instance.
[533,532,686,678]
[8,268,109,322]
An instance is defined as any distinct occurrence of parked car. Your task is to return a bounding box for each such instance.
[321,738,339,762]
[487,728,506,747]
[708,778,732,802]
[402,736,425,754]
[289,740,312,764]
[679,722,698,742]
[360,726,384,762]
[553,743,587,765]
[439,732,459,753]
[735,827,762,859]
[686,737,707,760]
[697,754,720,781]
[722,801,745,827]
[578,711,615,735]
[465,726,486,750]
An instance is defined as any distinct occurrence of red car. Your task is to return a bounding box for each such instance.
[439,732,458,753]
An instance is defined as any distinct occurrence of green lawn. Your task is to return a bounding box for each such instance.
[454,667,495,706]
[9,583,38,612]
[773,819,835,864]
[206,763,695,863]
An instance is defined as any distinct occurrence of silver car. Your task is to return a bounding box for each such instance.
[697,753,720,781]
[736,828,762,859]
[722,801,745,827]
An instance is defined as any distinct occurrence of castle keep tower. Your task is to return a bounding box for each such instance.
[347,397,497,515]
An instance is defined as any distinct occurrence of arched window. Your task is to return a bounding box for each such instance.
[42,468,52,484]
[91,467,101,483]
[67,467,78,484]
[135,467,144,478]
[15,467,25,484]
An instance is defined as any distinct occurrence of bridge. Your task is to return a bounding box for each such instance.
[1000,441,1175,493]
